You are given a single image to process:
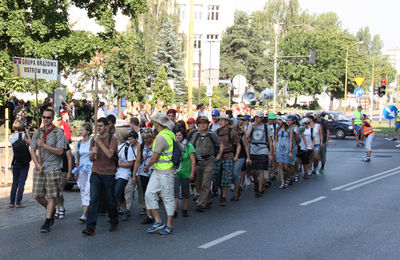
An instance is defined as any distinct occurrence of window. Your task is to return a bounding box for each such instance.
[193,34,202,49]
[193,64,200,80]
[207,5,219,21]
[206,34,219,40]
[178,4,185,20]
[194,5,202,20]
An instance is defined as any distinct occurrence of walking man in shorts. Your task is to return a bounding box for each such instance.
[30,109,66,233]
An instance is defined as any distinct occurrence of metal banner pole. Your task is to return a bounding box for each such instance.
[35,73,42,165]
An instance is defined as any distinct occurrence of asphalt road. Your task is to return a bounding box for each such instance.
[1,136,400,260]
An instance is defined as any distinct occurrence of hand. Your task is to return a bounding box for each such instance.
[246,158,252,165]
[66,173,71,181]
[37,164,44,173]
[143,166,148,173]
[289,153,293,158]
[305,148,308,152]
[215,154,221,161]
[74,174,78,181]
[189,174,195,181]
[233,156,238,162]
[94,135,102,144]
[92,146,97,154]
[37,140,44,147]
[131,176,136,185]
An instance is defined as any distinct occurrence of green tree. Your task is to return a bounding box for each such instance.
[153,18,186,102]
[152,66,174,106]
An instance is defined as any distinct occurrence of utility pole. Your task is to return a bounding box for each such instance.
[187,0,194,116]
[198,49,202,104]
[370,56,374,121]
[208,41,213,111]
[272,23,279,112]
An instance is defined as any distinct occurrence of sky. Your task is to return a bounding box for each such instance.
[235,0,400,51]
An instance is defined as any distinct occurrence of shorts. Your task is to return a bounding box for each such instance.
[212,160,233,187]
[396,123,400,129]
[276,151,289,164]
[32,170,62,199]
[354,125,362,133]
[249,154,268,171]
[174,177,190,199]
[314,144,321,152]
[297,150,312,164]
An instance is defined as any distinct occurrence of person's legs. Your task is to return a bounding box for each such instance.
[174,176,181,212]
[114,178,128,209]
[232,158,245,199]
[86,173,102,231]
[145,172,162,223]
[124,177,134,212]
[103,175,119,228]
[159,172,175,227]
[319,145,327,172]
[136,176,145,212]
[10,164,21,206]
[16,165,29,205]
[80,172,91,218]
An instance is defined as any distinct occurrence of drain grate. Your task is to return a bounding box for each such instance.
[375,155,393,158]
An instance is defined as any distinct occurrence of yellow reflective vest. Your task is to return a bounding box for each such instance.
[153,128,175,171]
[354,111,363,125]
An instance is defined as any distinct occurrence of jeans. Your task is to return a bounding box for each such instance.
[114,178,128,208]
[232,158,246,183]
[86,173,119,231]
[10,164,29,205]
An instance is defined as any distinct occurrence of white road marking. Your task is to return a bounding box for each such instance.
[344,171,400,191]
[331,166,400,191]
[299,196,327,206]
[396,144,400,148]
[198,230,247,249]
[385,138,392,141]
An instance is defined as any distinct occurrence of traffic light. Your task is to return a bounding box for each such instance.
[379,79,387,97]
[374,86,379,96]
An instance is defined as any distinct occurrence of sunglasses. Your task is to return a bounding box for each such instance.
[142,129,152,134]
[43,116,52,120]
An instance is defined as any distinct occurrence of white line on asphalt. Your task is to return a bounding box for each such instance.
[344,171,400,191]
[299,196,327,206]
[385,138,392,141]
[396,144,400,148]
[330,166,400,191]
[198,230,247,249]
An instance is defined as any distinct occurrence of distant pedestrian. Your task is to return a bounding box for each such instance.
[9,120,31,208]
[362,115,375,162]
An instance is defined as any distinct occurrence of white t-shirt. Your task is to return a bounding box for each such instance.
[300,128,313,150]
[115,142,135,180]
[313,124,321,145]
[10,132,25,145]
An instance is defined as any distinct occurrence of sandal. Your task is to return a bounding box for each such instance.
[59,208,65,219]
[54,212,60,219]
[279,184,286,189]
[16,204,25,208]
[9,204,15,208]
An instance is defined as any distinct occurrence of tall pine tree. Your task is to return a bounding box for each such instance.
[153,19,186,103]
[152,66,174,106]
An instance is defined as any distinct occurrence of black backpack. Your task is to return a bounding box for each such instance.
[12,133,31,167]
[192,131,218,156]
[250,124,270,149]
[172,139,183,168]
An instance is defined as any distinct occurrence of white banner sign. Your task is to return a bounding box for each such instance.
[13,57,58,81]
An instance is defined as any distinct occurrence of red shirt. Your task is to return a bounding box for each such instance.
[60,120,71,141]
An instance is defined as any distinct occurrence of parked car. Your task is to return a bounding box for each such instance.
[321,111,354,139]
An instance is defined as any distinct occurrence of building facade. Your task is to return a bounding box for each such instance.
[175,0,235,88]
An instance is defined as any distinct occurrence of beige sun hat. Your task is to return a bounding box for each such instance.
[150,113,175,130]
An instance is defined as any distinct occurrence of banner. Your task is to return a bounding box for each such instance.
[13,57,58,81]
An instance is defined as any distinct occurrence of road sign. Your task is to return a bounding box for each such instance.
[13,57,58,81]
[354,87,364,98]
[354,77,365,87]
[206,85,213,97]
[383,105,398,120]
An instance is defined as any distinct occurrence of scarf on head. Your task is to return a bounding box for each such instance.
[42,124,56,144]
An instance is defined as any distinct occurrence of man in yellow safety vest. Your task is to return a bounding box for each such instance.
[352,105,364,147]
[144,113,176,235]
[361,114,375,162]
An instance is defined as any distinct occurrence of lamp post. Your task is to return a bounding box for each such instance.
[344,41,363,100]
[272,23,280,112]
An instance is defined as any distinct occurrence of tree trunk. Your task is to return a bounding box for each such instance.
[117,97,122,119]
[329,93,334,111]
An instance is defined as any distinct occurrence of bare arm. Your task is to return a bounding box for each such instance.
[119,160,134,168]
[95,137,115,159]
[301,132,307,151]
[144,152,161,171]
[37,140,63,156]
[189,153,196,181]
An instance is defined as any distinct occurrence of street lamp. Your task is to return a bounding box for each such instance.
[344,41,363,100]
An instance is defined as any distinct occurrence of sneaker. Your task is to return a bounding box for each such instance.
[147,222,165,233]
[319,168,324,174]
[109,223,118,232]
[392,138,397,141]
[141,216,155,224]
[40,222,50,233]
[140,209,146,215]
[79,216,87,224]
[82,228,95,236]
[294,175,299,182]
[121,212,129,221]
[182,210,189,217]
[158,225,173,235]
[362,157,371,162]
[279,184,286,189]
[118,208,124,215]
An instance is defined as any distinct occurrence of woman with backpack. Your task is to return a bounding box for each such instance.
[173,128,196,217]
[132,128,155,224]
[74,123,93,222]
[275,116,291,189]
[9,119,31,208]
[231,124,250,201]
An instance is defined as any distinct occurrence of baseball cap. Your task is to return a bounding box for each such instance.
[211,109,220,116]
[243,115,250,121]
[268,112,277,119]
[187,118,195,124]
[255,111,264,117]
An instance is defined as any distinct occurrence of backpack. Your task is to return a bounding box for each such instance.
[11,133,31,167]
[250,124,270,150]
[172,139,183,168]
[192,131,218,157]
[62,145,75,173]
[216,127,237,154]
